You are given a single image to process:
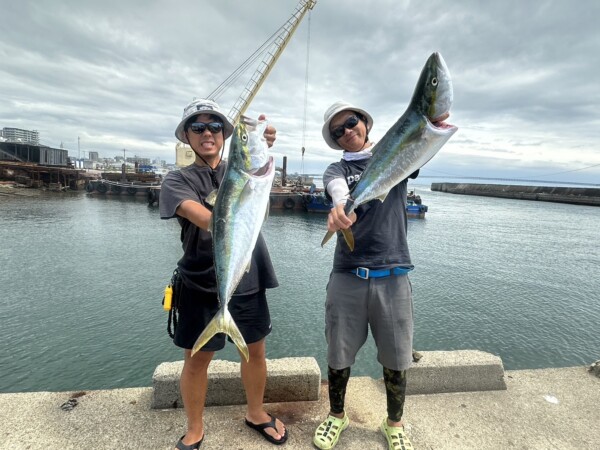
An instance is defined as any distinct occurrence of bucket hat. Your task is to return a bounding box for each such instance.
[174,98,234,144]
[322,101,373,150]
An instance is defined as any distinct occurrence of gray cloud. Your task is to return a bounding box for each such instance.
[1,0,598,185]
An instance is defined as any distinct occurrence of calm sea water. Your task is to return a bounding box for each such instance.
[1,185,598,393]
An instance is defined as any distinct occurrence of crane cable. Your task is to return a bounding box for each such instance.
[301,8,312,176]
[207,23,290,102]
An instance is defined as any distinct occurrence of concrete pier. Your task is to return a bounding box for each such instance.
[1,353,598,449]
[431,182,600,206]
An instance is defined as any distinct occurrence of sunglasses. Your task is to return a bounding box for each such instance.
[189,122,224,134]
[330,115,361,140]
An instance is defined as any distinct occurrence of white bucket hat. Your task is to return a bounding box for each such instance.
[174,98,234,144]
[322,101,374,150]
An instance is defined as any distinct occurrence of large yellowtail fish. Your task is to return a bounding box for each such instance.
[322,52,458,250]
[191,116,275,361]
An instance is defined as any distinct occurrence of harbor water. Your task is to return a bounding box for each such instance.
[0,185,599,393]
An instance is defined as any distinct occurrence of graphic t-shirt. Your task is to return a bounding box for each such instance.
[323,158,414,272]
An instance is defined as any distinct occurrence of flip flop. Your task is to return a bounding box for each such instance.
[175,434,204,449]
[380,418,413,450]
[244,413,288,445]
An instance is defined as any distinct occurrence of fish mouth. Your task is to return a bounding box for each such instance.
[429,113,456,131]
[431,119,456,131]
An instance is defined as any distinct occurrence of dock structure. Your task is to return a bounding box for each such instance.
[269,190,306,211]
[432,183,600,206]
[0,160,87,191]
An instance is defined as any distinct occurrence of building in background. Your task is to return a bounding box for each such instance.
[2,127,40,145]
[0,126,68,167]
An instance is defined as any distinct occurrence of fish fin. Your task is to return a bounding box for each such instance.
[205,189,218,206]
[341,228,355,251]
[191,305,249,362]
[240,179,255,202]
[321,230,335,247]
[375,193,388,202]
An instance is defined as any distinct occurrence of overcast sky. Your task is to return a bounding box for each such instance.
[1,0,599,185]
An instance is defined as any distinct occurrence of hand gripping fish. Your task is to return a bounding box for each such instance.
[321,52,458,250]
[191,116,275,361]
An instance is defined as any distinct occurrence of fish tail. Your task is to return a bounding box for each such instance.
[341,228,355,251]
[322,198,356,249]
[321,230,335,247]
[191,306,249,361]
[320,228,355,251]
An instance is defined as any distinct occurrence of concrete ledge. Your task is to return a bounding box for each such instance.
[152,357,321,409]
[152,351,505,409]
[407,350,506,394]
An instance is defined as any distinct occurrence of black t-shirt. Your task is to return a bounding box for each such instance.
[159,162,278,294]
[323,158,414,272]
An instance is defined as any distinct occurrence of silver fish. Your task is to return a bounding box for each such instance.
[322,52,458,250]
[191,116,275,361]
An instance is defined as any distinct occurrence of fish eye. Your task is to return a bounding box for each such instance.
[431,77,438,86]
[241,132,248,143]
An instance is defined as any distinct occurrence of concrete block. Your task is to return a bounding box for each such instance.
[152,357,321,409]
[406,350,506,394]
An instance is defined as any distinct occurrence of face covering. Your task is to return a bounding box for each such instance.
[342,147,372,161]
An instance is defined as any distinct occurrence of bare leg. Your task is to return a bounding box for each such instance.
[240,339,286,440]
[177,349,214,447]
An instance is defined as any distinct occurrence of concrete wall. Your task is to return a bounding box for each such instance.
[431,183,600,206]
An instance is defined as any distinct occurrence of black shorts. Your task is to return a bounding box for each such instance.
[174,283,272,351]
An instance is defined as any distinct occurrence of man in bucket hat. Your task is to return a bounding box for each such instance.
[313,101,422,450]
[160,98,287,449]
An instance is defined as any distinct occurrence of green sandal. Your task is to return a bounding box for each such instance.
[313,413,349,449]
[380,418,413,450]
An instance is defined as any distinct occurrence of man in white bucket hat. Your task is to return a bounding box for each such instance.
[313,101,422,450]
[321,101,373,151]
[160,98,287,449]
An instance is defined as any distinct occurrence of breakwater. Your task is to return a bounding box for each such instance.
[431,183,600,206]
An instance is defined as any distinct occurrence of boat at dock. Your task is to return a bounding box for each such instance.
[303,189,429,218]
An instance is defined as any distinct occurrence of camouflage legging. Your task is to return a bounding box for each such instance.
[383,367,407,422]
[328,366,407,421]
[328,366,351,414]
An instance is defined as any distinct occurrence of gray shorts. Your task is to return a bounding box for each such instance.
[325,272,414,371]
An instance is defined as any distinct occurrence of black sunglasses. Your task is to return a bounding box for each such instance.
[189,122,224,134]
[330,115,361,140]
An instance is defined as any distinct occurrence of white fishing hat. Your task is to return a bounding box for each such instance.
[322,101,374,150]
[174,98,234,144]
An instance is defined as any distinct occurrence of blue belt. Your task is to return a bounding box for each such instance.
[351,266,412,279]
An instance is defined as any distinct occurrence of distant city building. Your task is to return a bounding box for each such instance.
[127,156,151,166]
[88,151,99,161]
[2,127,40,144]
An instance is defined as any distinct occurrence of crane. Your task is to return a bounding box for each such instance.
[175,0,317,167]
